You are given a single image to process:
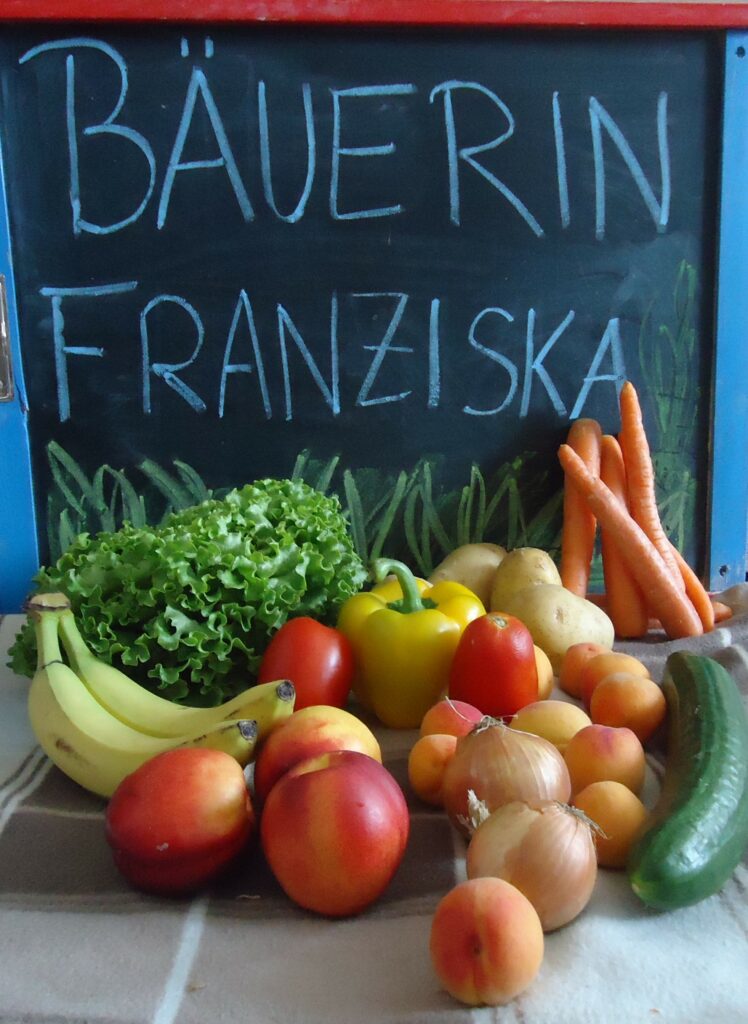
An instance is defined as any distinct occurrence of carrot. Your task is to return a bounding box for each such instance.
[618,381,684,590]
[669,543,715,633]
[582,589,659,626]
[560,418,602,597]
[557,443,703,640]
[585,590,661,632]
[599,435,650,638]
[711,600,734,624]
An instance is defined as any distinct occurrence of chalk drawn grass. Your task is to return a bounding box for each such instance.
[45,441,214,561]
[42,441,564,574]
[304,452,564,577]
[637,259,699,555]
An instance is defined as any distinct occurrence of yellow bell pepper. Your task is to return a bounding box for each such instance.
[336,558,485,729]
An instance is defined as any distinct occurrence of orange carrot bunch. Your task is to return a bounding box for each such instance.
[598,435,649,639]
[559,418,602,598]
[558,381,726,641]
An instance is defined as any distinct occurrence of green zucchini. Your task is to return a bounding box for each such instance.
[627,650,748,910]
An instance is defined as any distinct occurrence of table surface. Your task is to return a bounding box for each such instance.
[1,601,747,1024]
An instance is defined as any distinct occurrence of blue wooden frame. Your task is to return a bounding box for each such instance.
[0,141,38,613]
[708,31,748,591]
[0,26,746,606]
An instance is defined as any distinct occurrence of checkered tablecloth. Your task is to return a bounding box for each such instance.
[1,595,747,1024]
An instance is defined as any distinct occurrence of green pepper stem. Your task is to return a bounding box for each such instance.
[372,558,426,614]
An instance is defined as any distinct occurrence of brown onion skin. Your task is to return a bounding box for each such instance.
[442,721,571,836]
[466,800,598,931]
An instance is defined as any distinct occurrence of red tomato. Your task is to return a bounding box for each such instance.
[447,613,538,719]
[257,617,354,711]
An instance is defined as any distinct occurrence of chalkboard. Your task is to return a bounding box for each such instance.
[0,24,721,578]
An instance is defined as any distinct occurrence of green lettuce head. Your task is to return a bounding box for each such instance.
[10,479,367,705]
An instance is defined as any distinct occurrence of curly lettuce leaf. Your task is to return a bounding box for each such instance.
[10,479,366,705]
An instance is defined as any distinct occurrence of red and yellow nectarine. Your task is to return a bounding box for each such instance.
[253,704,382,803]
[105,747,255,894]
[260,749,409,917]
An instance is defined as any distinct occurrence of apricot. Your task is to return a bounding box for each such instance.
[429,877,544,1006]
[563,723,646,795]
[573,780,649,868]
[407,733,458,805]
[579,652,649,708]
[558,642,610,699]
[589,673,667,743]
[420,698,483,738]
[533,645,554,701]
[510,700,592,754]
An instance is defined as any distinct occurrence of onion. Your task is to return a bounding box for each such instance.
[442,718,571,834]
[466,800,598,931]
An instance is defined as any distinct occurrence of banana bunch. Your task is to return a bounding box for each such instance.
[26,593,296,799]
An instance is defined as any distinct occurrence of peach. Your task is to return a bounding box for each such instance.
[564,723,646,795]
[558,641,610,699]
[429,877,544,1006]
[589,673,667,743]
[573,780,649,868]
[419,698,483,738]
[579,652,649,708]
[510,699,592,753]
[260,749,409,916]
[253,704,381,803]
[106,748,254,894]
[407,733,458,805]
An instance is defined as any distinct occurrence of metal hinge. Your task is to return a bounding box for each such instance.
[0,275,12,402]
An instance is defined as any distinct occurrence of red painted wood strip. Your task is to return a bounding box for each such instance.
[0,0,747,30]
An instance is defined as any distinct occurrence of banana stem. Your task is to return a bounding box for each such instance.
[32,609,66,673]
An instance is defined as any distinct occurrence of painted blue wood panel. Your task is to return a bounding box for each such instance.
[709,32,748,590]
[0,139,39,612]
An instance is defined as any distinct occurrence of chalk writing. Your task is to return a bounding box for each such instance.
[44,286,626,424]
[11,30,692,451]
[19,38,671,239]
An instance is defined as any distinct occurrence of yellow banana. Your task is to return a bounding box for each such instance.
[26,600,260,798]
[27,662,259,798]
[47,595,295,739]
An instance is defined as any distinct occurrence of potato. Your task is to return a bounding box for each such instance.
[490,547,561,612]
[429,542,506,607]
[501,584,615,673]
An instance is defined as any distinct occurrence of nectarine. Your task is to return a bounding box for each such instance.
[106,747,255,894]
[260,749,409,917]
[253,704,381,803]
